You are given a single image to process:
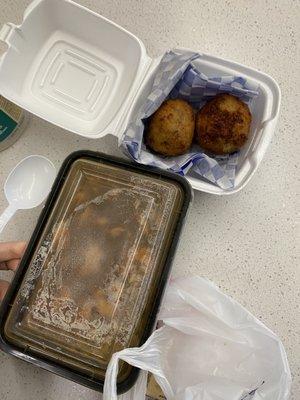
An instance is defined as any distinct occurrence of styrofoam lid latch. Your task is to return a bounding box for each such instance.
[0,23,16,45]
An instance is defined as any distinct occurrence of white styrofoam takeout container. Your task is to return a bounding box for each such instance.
[0,0,281,195]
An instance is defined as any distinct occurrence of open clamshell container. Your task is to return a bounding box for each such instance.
[0,151,191,393]
[0,0,280,194]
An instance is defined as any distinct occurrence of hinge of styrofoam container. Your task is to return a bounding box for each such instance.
[115,55,162,143]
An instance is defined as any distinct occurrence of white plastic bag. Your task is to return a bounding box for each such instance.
[104,276,291,400]
[118,371,148,400]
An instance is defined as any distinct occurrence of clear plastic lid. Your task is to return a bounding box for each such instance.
[4,156,184,381]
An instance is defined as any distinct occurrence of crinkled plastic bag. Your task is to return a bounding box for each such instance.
[104,276,291,400]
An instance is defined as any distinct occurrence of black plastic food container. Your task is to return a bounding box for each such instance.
[0,150,191,394]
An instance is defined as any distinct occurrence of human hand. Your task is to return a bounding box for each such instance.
[0,241,26,301]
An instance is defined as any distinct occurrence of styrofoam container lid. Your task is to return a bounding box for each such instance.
[0,0,281,194]
[0,0,151,138]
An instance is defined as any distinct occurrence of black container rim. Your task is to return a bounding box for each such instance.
[0,150,192,394]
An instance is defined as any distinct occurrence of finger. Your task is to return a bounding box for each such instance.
[0,242,27,262]
[6,258,21,271]
[0,259,21,271]
[0,261,8,270]
[0,280,9,301]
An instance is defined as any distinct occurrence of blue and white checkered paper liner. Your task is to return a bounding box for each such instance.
[122,50,259,189]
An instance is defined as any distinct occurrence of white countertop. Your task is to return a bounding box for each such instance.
[0,0,299,399]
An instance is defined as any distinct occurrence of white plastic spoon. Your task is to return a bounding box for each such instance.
[0,155,56,234]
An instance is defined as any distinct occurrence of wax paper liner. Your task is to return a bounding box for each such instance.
[122,50,259,190]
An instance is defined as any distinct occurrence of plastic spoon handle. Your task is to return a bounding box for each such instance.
[0,204,17,234]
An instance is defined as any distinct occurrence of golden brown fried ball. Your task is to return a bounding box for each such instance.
[146,99,195,156]
[195,94,252,155]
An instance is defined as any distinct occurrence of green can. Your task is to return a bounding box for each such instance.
[0,96,27,151]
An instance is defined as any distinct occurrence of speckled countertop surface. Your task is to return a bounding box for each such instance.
[0,0,299,399]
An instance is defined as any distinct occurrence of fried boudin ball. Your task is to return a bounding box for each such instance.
[195,94,251,155]
[146,99,195,156]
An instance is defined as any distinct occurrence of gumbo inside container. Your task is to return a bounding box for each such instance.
[0,151,191,392]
